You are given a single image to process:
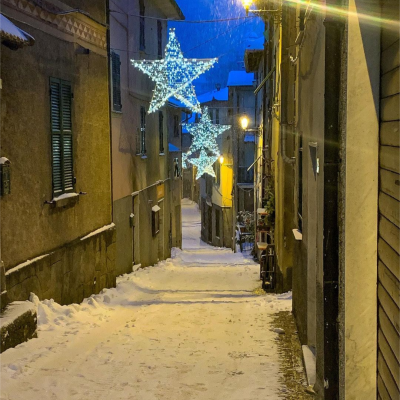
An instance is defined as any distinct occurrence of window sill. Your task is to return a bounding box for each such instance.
[112,110,122,115]
[140,155,148,160]
[159,152,165,156]
[292,229,303,241]
[48,192,80,208]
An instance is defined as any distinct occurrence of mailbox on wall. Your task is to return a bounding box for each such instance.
[0,157,11,196]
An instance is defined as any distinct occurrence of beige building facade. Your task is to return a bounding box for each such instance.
[110,0,184,271]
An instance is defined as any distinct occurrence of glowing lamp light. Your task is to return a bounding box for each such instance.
[240,116,249,130]
[219,155,224,164]
[242,0,253,10]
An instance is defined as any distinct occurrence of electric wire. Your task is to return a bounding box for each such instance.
[109,10,257,24]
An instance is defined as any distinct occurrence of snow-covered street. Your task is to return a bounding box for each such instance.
[1,200,293,400]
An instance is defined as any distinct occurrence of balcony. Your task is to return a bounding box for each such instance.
[237,166,254,184]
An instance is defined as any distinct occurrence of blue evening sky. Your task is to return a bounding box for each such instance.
[169,0,264,94]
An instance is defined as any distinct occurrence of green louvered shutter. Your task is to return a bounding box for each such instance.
[61,82,74,192]
[111,52,122,112]
[50,78,63,195]
[50,78,74,196]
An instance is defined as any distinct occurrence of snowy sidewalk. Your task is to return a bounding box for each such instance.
[1,200,292,400]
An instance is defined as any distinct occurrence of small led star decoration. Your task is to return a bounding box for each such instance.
[183,107,231,158]
[189,150,219,180]
[131,29,217,113]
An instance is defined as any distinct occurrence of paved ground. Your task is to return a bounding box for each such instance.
[1,200,295,400]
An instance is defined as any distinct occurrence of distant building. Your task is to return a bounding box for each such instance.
[197,87,233,248]
[227,70,257,250]
[0,0,115,311]
[109,0,184,270]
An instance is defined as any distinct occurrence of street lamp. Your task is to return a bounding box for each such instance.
[242,0,253,15]
[241,0,281,17]
[219,154,224,164]
[240,116,249,130]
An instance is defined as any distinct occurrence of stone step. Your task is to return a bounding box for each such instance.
[0,300,37,353]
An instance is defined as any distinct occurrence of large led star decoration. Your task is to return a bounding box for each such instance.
[188,150,219,180]
[131,29,217,113]
[183,107,231,157]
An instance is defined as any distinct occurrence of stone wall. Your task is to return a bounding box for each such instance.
[0,301,37,353]
[5,226,116,305]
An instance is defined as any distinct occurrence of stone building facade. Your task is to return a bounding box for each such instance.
[109,0,184,271]
[0,0,115,307]
[250,0,399,398]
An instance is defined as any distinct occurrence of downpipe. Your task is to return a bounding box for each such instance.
[322,0,344,398]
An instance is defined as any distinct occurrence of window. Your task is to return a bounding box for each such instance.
[174,114,180,137]
[215,209,220,238]
[298,135,303,232]
[139,0,145,51]
[209,108,213,122]
[152,207,160,236]
[195,113,200,123]
[111,52,122,112]
[157,20,162,59]
[137,106,146,155]
[159,111,164,153]
[299,7,306,31]
[215,161,221,185]
[50,78,74,196]
[216,108,220,124]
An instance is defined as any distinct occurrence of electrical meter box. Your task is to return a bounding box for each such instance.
[0,157,11,196]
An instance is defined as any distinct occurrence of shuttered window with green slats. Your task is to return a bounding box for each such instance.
[50,78,74,197]
[111,52,122,112]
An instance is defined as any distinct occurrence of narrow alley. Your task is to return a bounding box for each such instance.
[0,200,303,400]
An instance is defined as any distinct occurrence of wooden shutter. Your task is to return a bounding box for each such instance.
[50,79,63,195]
[140,106,146,154]
[157,20,162,59]
[61,82,73,192]
[174,115,179,137]
[159,111,164,153]
[377,2,400,397]
[111,52,122,112]
[139,0,145,51]
[50,78,74,196]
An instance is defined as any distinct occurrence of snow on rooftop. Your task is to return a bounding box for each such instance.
[168,97,187,108]
[227,71,255,87]
[0,14,35,48]
[244,134,255,142]
[168,143,180,152]
[197,87,228,104]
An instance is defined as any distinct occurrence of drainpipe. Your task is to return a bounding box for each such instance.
[106,0,113,220]
[322,0,344,397]
[280,2,295,166]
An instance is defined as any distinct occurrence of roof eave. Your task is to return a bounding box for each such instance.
[153,0,185,20]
